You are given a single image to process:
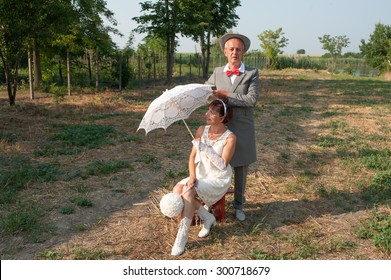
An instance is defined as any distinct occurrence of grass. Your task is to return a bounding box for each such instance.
[0,155,62,204]
[86,159,133,176]
[34,123,116,156]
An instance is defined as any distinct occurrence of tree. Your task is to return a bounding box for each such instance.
[0,0,30,105]
[52,0,118,94]
[24,0,75,90]
[297,49,305,55]
[75,0,119,92]
[258,28,289,69]
[179,0,240,79]
[53,34,79,96]
[133,0,181,85]
[318,34,350,60]
[360,23,391,73]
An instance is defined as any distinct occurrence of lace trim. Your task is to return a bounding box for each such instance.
[203,125,231,146]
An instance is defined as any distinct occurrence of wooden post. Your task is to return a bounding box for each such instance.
[119,52,122,91]
[189,55,192,77]
[179,54,182,79]
[153,52,157,86]
[138,52,141,88]
[66,46,71,96]
[28,48,34,100]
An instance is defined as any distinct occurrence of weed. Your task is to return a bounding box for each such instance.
[317,135,345,148]
[250,249,286,260]
[313,184,337,198]
[250,217,267,235]
[0,130,17,144]
[83,112,128,121]
[76,224,88,231]
[356,209,390,254]
[73,184,89,193]
[289,231,319,259]
[358,148,391,170]
[325,237,357,253]
[140,154,161,170]
[72,248,108,260]
[329,120,348,133]
[34,144,80,157]
[361,171,391,203]
[0,155,33,204]
[165,149,182,159]
[50,123,115,150]
[86,159,132,176]
[119,134,142,144]
[0,204,43,235]
[321,111,339,118]
[165,170,176,178]
[36,249,64,260]
[277,106,313,117]
[278,151,290,162]
[70,197,93,207]
[0,155,61,204]
[59,205,75,215]
[111,188,126,193]
[34,162,62,182]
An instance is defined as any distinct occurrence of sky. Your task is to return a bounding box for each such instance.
[106,0,391,55]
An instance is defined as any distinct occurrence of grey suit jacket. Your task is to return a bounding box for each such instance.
[206,65,260,167]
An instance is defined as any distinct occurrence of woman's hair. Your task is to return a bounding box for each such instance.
[209,99,233,124]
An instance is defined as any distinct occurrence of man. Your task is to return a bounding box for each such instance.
[206,33,260,221]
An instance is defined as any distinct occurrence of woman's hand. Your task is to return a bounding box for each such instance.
[192,139,208,151]
[186,177,197,188]
[192,138,201,150]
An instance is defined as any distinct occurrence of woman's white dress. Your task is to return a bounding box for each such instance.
[178,125,233,206]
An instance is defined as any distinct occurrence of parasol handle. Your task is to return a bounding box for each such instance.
[172,100,195,139]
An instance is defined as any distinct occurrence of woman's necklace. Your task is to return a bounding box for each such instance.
[208,126,226,140]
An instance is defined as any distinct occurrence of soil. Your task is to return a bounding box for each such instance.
[0,69,390,260]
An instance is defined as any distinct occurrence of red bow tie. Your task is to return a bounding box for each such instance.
[226,69,240,77]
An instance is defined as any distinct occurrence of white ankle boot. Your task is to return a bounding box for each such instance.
[171,217,191,256]
[197,205,216,238]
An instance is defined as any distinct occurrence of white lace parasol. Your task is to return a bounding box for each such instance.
[137,83,214,138]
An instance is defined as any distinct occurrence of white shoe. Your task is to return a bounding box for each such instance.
[171,217,191,256]
[235,209,246,221]
[197,205,216,238]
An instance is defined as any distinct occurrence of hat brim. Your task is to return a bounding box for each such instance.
[220,33,251,53]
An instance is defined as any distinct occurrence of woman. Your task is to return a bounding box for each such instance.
[171,99,236,256]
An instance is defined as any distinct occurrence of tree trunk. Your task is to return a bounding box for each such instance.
[205,28,212,79]
[3,64,14,105]
[12,61,19,105]
[95,48,99,92]
[200,34,208,79]
[58,59,63,86]
[66,46,71,96]
[33,40,42,88]
[0,50,18,106]
[28,48,34,99]
[87,49,92,85]
[165,37,173,85]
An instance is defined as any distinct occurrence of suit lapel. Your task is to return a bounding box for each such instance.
[231,72,246,91]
